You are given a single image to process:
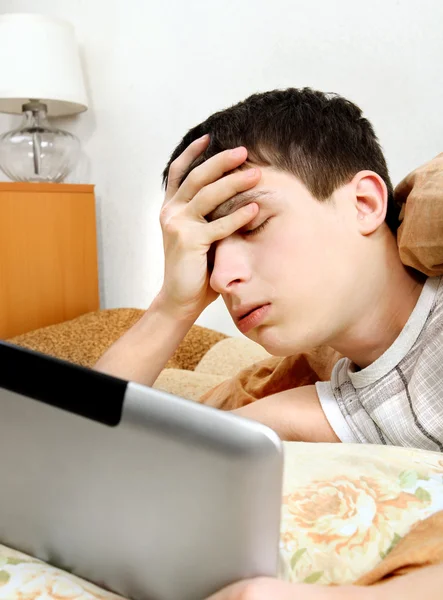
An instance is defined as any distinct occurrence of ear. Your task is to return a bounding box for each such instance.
[352,171,388,235]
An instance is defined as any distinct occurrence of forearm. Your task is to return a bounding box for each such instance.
[93,295,194,387]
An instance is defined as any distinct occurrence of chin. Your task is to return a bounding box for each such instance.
[251,326,297,357]
[253,324,323,357]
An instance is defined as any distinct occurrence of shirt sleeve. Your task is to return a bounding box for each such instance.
[315,380,360,443]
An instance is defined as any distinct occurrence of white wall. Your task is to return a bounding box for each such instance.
[1,0,442,336]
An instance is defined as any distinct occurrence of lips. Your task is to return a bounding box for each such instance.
[239,306,261,320]
[233,303,271,334]
[233,303,264,319]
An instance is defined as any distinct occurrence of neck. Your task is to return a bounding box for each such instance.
[330,237,426,369]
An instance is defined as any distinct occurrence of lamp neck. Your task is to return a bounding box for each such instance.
[22,100,51,129]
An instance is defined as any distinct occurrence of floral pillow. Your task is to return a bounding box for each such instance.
[0,545,124,599]
[279,442,443,584]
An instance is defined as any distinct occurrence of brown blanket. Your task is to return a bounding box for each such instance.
[201,152,443,410]
[200,346,341,409]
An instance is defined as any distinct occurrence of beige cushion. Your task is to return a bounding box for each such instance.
[153,369,227,401]
[154,337,271,401]
[195,337,271,378]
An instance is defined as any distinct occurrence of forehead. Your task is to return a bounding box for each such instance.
[207,190,276,222]
[207,168,304,222]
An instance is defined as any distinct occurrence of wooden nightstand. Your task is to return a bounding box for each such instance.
[0,182,100,339]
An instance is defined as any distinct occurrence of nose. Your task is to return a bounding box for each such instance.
[209,237,251,295]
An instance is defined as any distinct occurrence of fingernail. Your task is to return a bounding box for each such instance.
[246,168,257,178]
[231,147,245,158]
[198,134,209,142]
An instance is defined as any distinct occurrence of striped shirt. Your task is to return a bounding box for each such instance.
[316,276,443,451]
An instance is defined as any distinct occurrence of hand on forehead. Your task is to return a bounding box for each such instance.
[207,190,273,222]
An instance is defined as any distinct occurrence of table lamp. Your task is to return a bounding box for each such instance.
[0,13,88,183]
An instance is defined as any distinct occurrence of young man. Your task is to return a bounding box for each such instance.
[95,87,442,450]
[94,88,443,598]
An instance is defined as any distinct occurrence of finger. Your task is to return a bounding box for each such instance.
[165,134,210,203]
[205,203,259,243]
[189,167,261,218]
[176,146,249,204]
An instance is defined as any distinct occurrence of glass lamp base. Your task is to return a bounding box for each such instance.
[0,101,80,183]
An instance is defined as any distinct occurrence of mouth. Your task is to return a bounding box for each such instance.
[234,303,271,334]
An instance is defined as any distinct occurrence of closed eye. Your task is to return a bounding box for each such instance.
[242,218,270,237]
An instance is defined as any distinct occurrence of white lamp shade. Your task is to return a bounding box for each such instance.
[0,13,88,116]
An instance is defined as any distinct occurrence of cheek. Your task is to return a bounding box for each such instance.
[253,235,295,281]
[269,228,326,277]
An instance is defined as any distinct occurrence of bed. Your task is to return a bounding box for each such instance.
[2,309,443,598]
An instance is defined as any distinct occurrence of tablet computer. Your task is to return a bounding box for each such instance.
[0,341,283,600]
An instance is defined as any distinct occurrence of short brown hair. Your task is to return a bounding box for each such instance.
[163,87,399,232]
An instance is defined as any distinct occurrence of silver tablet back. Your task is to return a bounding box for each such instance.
[0,344,283,600]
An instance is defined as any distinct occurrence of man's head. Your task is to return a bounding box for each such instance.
[163,88,403,356]
[163,88,398,231]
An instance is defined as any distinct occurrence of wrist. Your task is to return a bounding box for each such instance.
[152,289,201,325]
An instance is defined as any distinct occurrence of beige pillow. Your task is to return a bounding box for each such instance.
[154,337,271,401]
[195,337,271,378]
[153,369,226,401]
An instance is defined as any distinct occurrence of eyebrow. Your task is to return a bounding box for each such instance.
[206,190,277,222]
